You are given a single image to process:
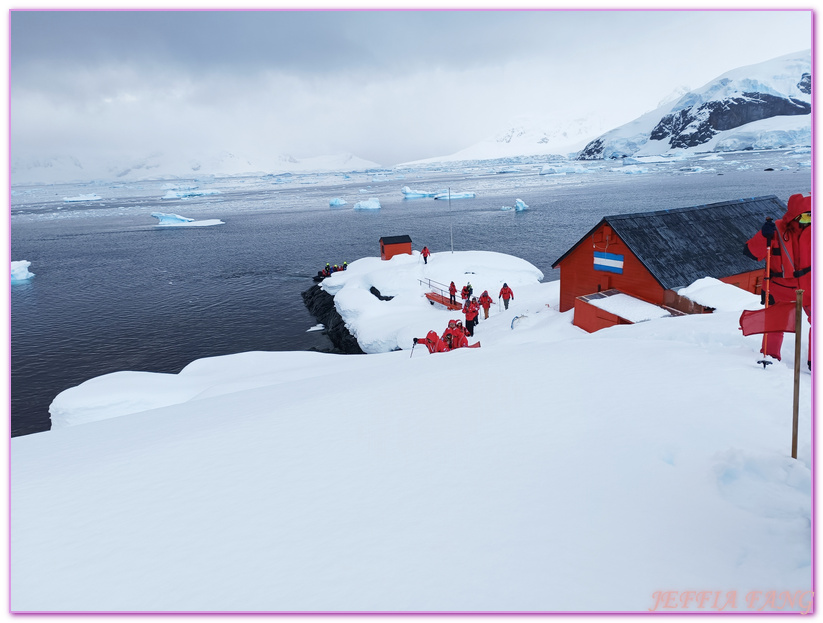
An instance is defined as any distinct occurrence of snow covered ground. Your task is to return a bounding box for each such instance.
[11,251,812,613]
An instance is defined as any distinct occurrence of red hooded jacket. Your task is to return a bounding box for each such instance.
[745,193,811,307]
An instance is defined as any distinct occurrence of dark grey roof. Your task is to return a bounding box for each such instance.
[552,195,787,290]
[380,235,413,245]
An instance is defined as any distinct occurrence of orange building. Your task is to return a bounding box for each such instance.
[379,235,413,260]
[551,195,787,332]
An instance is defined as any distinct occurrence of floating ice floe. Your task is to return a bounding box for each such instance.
[329,198,348,207]
[401,186,438,198]
[611,165,649,175]
[515,199,528,212]
[63,194,101,202]
[162,189,221,200]
[539,164,589,175]
[11,260,34,283]
[306,324,325,332]
[434,191,476,200]
[150,212,225,227]
[353,198,381,211]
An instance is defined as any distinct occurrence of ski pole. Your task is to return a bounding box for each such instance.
[758,225,773,368]
[410,339,417,358]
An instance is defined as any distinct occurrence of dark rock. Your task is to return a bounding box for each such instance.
[301,285,365,355]
[798,73,811,95]
[369,286,393,301]
[651,93,810,149]
[578,138,605,160]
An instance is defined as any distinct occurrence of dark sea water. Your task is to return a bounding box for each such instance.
[10,151,812,436]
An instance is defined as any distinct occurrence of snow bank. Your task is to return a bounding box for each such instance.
[11,260,34,283]
[587,292,671,322]
[150,212,225,227]
[678,277,762,312]
[320,250,544,353]
[16,268,812,611]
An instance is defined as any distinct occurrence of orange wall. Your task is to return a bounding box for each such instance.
[557,225,664,312]
[381,242,412,260]
[573,297,634,332]
[720,269,763,295]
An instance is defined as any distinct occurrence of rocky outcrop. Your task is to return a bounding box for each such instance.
[301,285,365,355]
[649,93,810,149]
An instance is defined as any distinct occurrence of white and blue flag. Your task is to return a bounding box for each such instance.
[593,251,624,274]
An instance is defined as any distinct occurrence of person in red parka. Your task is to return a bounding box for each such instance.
[464,297,480,336]
[450,330,468,349]
[421,246,431,264]
[449,281,457,305]
[478,290,494,320]
[744,193,811,365]
[441,318,459,339]
[414,330,450,353]
[499,283,514,310]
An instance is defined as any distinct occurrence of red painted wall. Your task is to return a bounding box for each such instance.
[557,225,664,312]
[381,242,412,260]
[573,297,633,332]
[558,222,767,312]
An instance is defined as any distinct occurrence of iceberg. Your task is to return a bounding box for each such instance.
[539,164,589,175]
[150,212,225,227]
[401,186,438,198]
[353,198,381,211]
[502,199,529,212]
[11,260,34,283]
[63,193,102,202]
[434,191,476,200]
[329,198,348,207]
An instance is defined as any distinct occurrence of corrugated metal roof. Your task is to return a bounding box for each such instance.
[552,195,787,290]
[380,235,413,245]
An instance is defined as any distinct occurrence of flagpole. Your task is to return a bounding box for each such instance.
[449,187,454,254]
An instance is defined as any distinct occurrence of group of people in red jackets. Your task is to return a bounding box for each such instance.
[445,281,516,337]
[414,319,478,353]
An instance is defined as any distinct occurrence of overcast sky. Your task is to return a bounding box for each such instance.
[10,8,813,167]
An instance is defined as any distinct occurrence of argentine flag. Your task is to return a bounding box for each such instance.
[594,251,624,274]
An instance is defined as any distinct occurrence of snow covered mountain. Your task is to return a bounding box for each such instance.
[10,150,381,186]
[402,115,606,166]
[578,49,811,160]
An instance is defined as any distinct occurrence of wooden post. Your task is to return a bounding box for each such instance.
[791,289,804,459]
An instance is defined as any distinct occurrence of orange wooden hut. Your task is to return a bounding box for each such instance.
[380,235,413,260]
[551,195,787,332]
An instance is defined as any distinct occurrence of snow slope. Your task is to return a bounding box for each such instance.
[11,151,382,186]
[11,253,812,613]
[578,50,811,160]
[403,115,605,165]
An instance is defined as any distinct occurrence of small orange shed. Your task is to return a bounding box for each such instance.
[380,235,413,260]
[551,195,787,330]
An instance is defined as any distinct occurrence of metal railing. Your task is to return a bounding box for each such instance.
[418,278,453,299]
